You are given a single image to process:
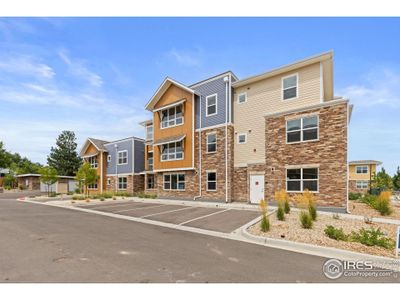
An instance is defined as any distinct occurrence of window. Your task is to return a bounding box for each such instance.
[207,171,217,191]
[206,94,217,116]
[118,177,127,190]
[107,178,111,185]
[286,168,319,192]
[146,125,153,140]
[356,166,368,174]
[286,115,318,143]
[237,133,247,144]
[147,152,154,169]
[147,174,155,189]
[161,141,183,161]
[356,180,369,189]
[206,133,217,153]
[107,155,111,163]
[238,92,247,104]
[88,181,98,190]
[163,174,185,191]
[88,156,98,169]
[282,74,298,100]
[118,150,128,165]
[161,105,183,129]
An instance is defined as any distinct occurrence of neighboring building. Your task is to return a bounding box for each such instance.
[79,137,145,194]
[16,174,77,193]
[0,168,10,187]
[349,160,382,193]
[141,51,351,208]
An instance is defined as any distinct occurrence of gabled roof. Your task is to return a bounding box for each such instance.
[145,77,199,111]
[232,51,333,88]
[189,71,238,88]
[349,160,382,166]
[79,137,109,156]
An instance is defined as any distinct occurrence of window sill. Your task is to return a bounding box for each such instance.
[286,138,319,145]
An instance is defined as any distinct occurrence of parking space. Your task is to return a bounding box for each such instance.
[77,201,260,233]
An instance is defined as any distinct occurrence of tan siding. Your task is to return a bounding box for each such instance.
[349,164,377,180]
[233,63,322,166]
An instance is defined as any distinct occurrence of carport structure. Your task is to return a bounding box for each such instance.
[16,174,77,194]
[78,200,260,233]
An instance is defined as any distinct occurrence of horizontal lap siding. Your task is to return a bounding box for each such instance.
[105,140,133,174]
[233,62,322,167]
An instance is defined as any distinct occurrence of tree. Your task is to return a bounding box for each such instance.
[3,173,16,189]
[372,167,393,190]
[47,131,82,176]
[393,167,400,190]
[0,141,42,174]
[39,167,58,196]
[0,141,8,168]
[76,162,98,196]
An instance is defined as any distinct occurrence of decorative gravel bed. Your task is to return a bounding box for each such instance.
[248,210,398,258]
[349,201,400,220]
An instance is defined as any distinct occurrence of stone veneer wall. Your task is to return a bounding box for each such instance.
[349,180,370,194]
[106,174,144,194]
[233,163,266,202]
[265,102,348,208]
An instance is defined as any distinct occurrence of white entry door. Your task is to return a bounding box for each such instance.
[249,175,265,204]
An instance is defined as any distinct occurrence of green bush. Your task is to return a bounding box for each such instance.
[300,211,313,229]
[324,225,349,241]
[349,192,362,200]
[351,228,395,250]
[260,215,270,232]
[284,200,290,214]
[72,195,85,200]
[308,204,317,221]
[49,192,57,197]
[360,194,392,216]
[277,205,285,221]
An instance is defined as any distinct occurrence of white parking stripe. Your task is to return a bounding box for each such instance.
[141,206,194,218]
[113,204,166,213]
[179,209,231,226]
[84,203,138,210]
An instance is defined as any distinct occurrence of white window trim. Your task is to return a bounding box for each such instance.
[356,180,369,189]
[160,142,184,162]
[146,125,154,140]
[286,115,319,144]
[107,178,111,185]
[206,93,218,117]
[356,165,369,174]
[237,133,247,144]
[282,73,299,101]
[163,173,185,191]
[146,174,155,190]
[107,155,111,163]
[286,167,319,193]
[118,176,128,190]
[206,132,217,153]
[88,156,98,169]
[160,105,184,129]
[88,181,98,190]
[206,170,217,192]
[117,150,128,165]
[237,92,247,104]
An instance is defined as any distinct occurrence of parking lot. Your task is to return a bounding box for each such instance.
[77,201,260,233]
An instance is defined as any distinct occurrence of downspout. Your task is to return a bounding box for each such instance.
[346,102,350,213]
[194,95,202,200]
[115,144,118,192]
[224,76,229,203]
[100,151,103,193]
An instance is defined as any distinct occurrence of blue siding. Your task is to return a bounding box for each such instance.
[105,139,133,174]
[193,76,230,129]
[134,139,145,173]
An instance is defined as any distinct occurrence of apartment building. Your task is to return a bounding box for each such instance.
[142,51,351,208]
[349,160,381,193]
[79,137,145,194]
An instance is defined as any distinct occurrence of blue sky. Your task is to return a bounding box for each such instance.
[0,17,399,174]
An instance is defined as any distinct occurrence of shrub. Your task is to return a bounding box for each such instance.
[72,195,85,200]
[284,200,290,214]
[112,196,117,200]
[276,205,285,221]
[350,228,395,250]
[300,211,313,229]
[100,197,105,201]
[260,214,270,232]
[49,192,57,197]
[360,192,393,216]
[309,204,317,221]
[349,192,362,200]
[324,225,349,241]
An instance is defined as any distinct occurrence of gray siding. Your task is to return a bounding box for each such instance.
[134,139,145,173]
[105,139,133,174]
[193,76,230,129]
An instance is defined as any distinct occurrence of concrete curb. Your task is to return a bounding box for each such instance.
[239,216,400,272]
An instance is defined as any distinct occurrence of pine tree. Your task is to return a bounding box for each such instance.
[393,166,400,190]
[47,131,82,176]
[372,167,393,190]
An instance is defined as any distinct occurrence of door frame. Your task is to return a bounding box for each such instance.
[249,172,265,204]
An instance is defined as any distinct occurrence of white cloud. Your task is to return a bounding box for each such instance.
[0,55,55,79]
[58,50,103,87]
[338,68,400,108]
[167,48,203,67]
